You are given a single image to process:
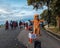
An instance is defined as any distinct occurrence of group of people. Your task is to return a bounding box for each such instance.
[5,14,44,48]
[5,20,32,30]
[5,20,25,30]
[10,21,18,29]
[5,21,18,30]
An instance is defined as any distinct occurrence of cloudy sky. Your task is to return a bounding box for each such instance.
[0,0,47,24]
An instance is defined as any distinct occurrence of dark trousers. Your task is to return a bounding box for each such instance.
[34,40,41,48]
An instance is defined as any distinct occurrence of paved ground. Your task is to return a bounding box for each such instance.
[0,27,60,48]
[17,28,60,48]
[17,30,34,48]
[41,29,60,48]
[0,27,27,48]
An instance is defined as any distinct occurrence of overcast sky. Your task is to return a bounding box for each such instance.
[0,0,47,24]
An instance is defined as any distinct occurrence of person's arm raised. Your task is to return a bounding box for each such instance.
[39,20,44,22]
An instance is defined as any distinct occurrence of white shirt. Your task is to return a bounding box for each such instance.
[28,33,32,38]
[28,33,37,39]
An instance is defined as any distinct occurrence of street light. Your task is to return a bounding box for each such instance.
[47,0,51,27]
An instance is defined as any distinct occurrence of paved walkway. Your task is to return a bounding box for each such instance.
[0,27,27,48]
[17,29,60,48]
[0,27,60,48]
[17,29,34,48]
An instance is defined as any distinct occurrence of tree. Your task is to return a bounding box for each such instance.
[50,0,60,16]
[40,10,48,20]
[50,0,60,30]
[27,0,51,27]
[27,0,60,30]
[27,0,47,10]
[40,9,57,26]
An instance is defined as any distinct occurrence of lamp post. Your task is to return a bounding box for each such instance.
[47,0,51,27]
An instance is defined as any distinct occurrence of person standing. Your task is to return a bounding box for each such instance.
[19,21,22,29]
[32,14,44,36]
[10,21,13,29]
[5,21,9,30]
[25,22,28,30]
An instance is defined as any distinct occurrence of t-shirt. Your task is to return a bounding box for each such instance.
[32,34,36,39]
[28,33,32,38]
[28,33,37,39]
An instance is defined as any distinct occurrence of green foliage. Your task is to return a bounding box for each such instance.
[27,0,41,5]
[27,0,47,10]
[27,0,35,5]
[50,0,60,16]
[55,0,60,16]
[27,0,60,26]
[40,10,48,20]
[27,0,47,5]
[40,9,57,26]
[27,0,60,16]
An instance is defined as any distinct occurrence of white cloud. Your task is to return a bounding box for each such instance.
[0,3,47,23]
[15,10,34,16]
[0,8,8,14]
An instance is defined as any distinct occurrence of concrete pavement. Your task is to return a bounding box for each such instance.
[0,27,60,48]
[44,25,60,41]
[41,29,60,48]
[17,28,60,48]
[0,27,27,48]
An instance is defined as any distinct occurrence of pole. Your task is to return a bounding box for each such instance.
[47,0,50,27]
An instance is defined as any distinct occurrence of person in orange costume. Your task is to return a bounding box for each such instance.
[32,14,44,35]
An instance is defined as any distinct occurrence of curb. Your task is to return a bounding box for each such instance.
[46,30,60,41]
[44,26,60,41]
